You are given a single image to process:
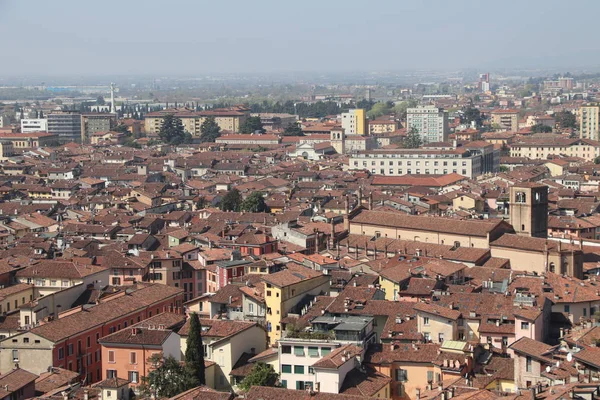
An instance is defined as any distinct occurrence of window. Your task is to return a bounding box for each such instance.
[130,352,137,364]
[128,371,139,383]
[58,348,64,360]
[281,345,291,354]
[294,365,305,374]
[67,343,73,356]
[521,322,530,330]
[526,356,532,372]
[294,346,305,356]
[23,338,29,343]
[108,351,115,363]
[12,350,18,362]
[427,371,434,383]
[282,364,292,374]
[438,333,444,343]
[308,347,319,357]
[321,347,331,356]
[395,368,408,381]
[107,369,117,379]
[296,381,305,390]
[564,305,570,313]
[423,317,430,326]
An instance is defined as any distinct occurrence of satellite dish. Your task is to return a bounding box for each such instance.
[567,352,573,362]
[546,366,551,373]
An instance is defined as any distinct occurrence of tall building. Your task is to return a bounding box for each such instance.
[479,73,490,92]
[20,118,47,133]
[579,105,600,140]
[490,109,519,132]
[81,113,117,143]
[406,105,448,143]
[509,183,548,238]
[47,111,82,143]
[341,109,366,135]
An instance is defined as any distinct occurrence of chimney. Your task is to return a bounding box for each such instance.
[416,389,421,400]
[368,192,374,210]
[83,390,89,400]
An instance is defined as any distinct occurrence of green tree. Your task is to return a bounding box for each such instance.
[366,102,391,119]
[240,116,265,134]
[531,124,552,133]
[114,124,129,133]
[96,96,105,105]
[196,196,208,209]
[185,313,206,385]
[392,99,418,120]
[462,107,482,126]
[199,116,221,143]
[239,362,279,391]
[283,122,304,136]
[159,114,188,144]
[241,192,270,213]
[139,354,197,398]
[555,111,576,129]
[403,127,423,149]
[220,188,242,211]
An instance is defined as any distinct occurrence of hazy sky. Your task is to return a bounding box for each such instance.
[1,0,599,76]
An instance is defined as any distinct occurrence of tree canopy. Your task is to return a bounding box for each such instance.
[240,116,265,134]
[185,313,206,385]
[283,122,304,136]
[239,362,279,391]
[241,192,270,213]
[96,96,105,105]
[555,111,576,129]
[220,188,242,212]
[462,107,482,126]
[140,354,197,398]
[199,116,221,143]
[531,124,552,133]
[403,127,424,149]
[159,114,192,145]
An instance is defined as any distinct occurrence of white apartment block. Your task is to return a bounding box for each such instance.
[20,118,48,133]
[349,148,483,178]
[406,105,448,143]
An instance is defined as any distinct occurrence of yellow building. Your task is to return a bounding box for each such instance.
[262,264,330,343]
[510,136,600,162]
[342,109,366,135]
[0,284,34,316]
[369,118,399,135]
[144,107,249,136]
[579,105,600,140]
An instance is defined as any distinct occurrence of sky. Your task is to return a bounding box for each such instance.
[1,0,600,76]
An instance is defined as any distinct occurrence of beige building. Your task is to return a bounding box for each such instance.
[144,107,249,136]
[348,209,514,250]
[491,109,519,131]
[81,113,117,143]
[509,183,548,238]
[579,105,600,140]
[368,118,399,135]
[510,135,600,162]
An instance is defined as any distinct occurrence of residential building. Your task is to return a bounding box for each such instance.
[0,284,183,383]
[368,117,399,135]
[20,118,47,133]
[178,318,267,391]
[99,313,185,391]
[406,105,448,143]
[579,105,600,140]
[0,132,58,148]
[509,337,557,389]
[341,109,366,136]
[80,113,118,143]
[348,147,491,178]
[262,264,330,343]
[510,135,600,162]
[47,111,82,144]
[0,368,37,400]
[490,109,519,132]
[144,107,249,136]
[251,113,297,131]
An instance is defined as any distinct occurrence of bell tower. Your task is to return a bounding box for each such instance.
[509,183,548,238]
[331,127,345,154]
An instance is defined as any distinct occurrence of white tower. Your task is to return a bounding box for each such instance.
[110,82,117,114]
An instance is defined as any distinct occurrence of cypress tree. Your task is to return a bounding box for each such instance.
[185,313,206,385]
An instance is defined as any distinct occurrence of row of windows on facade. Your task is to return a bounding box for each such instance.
[370,168,469,175]
[356,160,468,167]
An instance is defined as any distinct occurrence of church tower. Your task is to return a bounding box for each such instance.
[509,183,548,238]
[330,127,345,155]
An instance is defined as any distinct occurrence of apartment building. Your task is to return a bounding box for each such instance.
[579,105,600,140]
[341,109,366,136]
[262,264,330,343]
[490,109,519,132]
[80,113,117,143]
[368,117,399,135]
[47,111,82,144]
[0,132,58,149]
[348,147,487,178]
[509,136,600,162]
[144,107,249,136]
[0,284,183,383]
[406,105,448,143]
